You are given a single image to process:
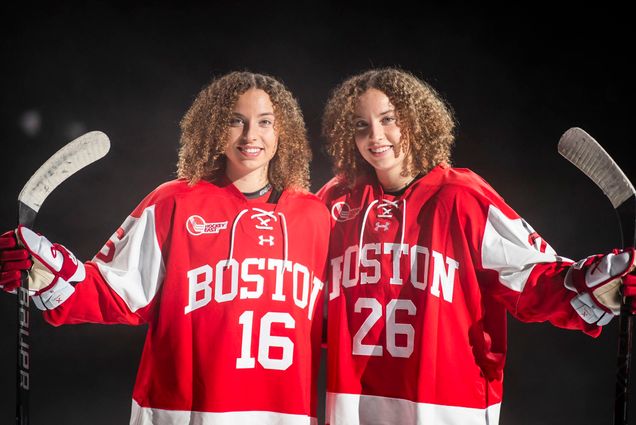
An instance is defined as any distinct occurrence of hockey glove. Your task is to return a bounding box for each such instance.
[13,225,85,310]
[0,230,32,292]
[565,248,636,326]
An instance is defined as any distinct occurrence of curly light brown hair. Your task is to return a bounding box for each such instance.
[322,68,456,184]
[178,71,311,191]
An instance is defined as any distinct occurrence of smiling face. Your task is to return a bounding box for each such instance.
[353,88,409,189]
[224,88,279,188]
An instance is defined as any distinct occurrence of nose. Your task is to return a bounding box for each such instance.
[242,123,258,142]
[368,120,384,142]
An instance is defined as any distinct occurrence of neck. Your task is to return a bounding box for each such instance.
[225,167,270,193]
[376,168,415,193]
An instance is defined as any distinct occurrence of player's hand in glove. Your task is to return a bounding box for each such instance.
[565,248,636,326]
[0,226,85,310]
[0,229,32,292]
[622,272,636,313]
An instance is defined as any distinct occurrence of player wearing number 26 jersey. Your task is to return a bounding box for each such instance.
[316,68,633,425]
[318,165,598,425]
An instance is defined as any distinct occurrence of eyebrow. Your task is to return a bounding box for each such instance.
[231,112,275,118]
[352,109,395,119]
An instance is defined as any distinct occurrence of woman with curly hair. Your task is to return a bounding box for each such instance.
[318,68,636,425]
[0,71,330,424]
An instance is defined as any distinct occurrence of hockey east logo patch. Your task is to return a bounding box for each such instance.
[186,215,228,236]
[331,201,361,222]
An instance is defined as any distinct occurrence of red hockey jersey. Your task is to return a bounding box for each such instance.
[317,165,600,425]
[43,179,330,425]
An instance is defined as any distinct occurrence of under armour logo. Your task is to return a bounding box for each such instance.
[374,221,391,232]
[258,235,275,246]
[251,208,277,230]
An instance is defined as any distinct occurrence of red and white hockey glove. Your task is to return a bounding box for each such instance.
[0,230,32,292]
[12,225,85,310]
[565,248,636,326]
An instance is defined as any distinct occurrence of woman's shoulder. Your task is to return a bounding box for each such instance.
[284,187,330,209]
[427,165,502,199]
[315,175,356,203]
[134,178,227,210]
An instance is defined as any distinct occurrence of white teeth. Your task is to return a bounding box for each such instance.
[240,147,261,154]
[370,146,392,154]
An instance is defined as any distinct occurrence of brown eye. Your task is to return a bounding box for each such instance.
[354,120,368,130]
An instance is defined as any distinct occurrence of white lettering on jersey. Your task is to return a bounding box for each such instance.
[360,243,380,285]
[185,265,213,314]
[410,245,430,290]
[330,243,460,302]
[185,258,322,318]
[384,243,408,285]
[329,256,343,300]
[240,258,265,299]
[215,259,239,302]
[268,259,292,301]
[430,251,459,302]
[292,263,310,309]
[342,246,359,288]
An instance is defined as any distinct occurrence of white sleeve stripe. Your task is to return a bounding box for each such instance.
[481,205,564,292]
[94,205,165,313]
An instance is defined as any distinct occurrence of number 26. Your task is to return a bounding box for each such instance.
[353,298,416,358]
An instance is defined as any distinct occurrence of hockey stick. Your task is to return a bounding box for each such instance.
[558,127,636,425]
[15,131,110,425]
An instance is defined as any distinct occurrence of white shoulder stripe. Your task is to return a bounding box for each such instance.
[481,205,564,292]
[94,205,165,312]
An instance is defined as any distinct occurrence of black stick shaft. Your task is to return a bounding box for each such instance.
[616,308,633,424]
[614,197,636,425]
[16,203,36,425]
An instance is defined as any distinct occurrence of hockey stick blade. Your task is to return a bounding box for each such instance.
[17,130,111,224]
[558,127,635,209]
[14,130,110,425]
[558,127,636,425]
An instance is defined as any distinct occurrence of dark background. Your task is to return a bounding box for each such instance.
[0,3,633,424]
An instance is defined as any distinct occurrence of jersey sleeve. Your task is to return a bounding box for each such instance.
[457,177,602,337]
[43,183,177,326]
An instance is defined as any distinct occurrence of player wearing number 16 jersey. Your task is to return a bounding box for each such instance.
[317,68,636,425]
[0,72,330,425]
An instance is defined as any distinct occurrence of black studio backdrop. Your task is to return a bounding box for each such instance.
[0,3,633,425]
